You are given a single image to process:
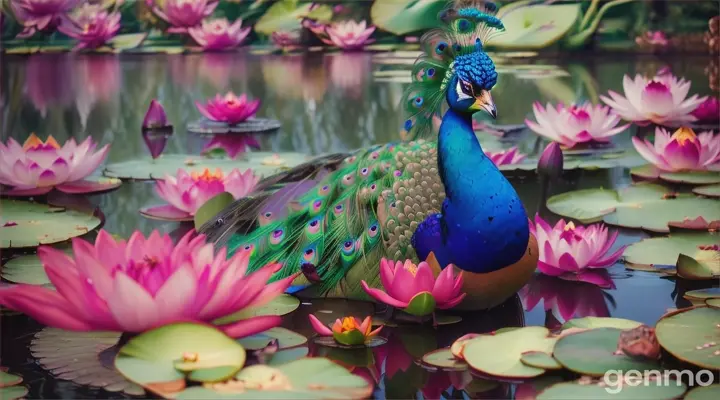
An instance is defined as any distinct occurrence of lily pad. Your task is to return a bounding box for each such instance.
[313,335,387,349]
[214,295,300,325]
[706,298,720,309]
[537,378,686,400]
[623,232,718,272]
[139,204,192,222]
[115,323,246,396]
[553,328,660,377]
[237,327,307,351]
[1,249,65,287]
[0,199,101,249]
[631,165,720,185]
[420,348,468,371]
[174,358,373,399]
[694,184,720,198]
[187,118,282,136]
[254,0,332,35]
[194,192,235,229]
[561,317,642,331]
[370,0,446,36]
[109,33,148,50]
[677,253,720,280]
[520,351,562,370]
[267,347,309,366]
[684,288,720,305]
[462,327,557,378]
[686,384,720,400]
[450,333,480,359]
[0,370,22,387]
[103,153,308,180]
[487,4,582,50]
[0,385,29,400]
[655,306,720,370]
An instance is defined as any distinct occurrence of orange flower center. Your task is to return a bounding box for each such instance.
[564,221,576,231]
[403,261,419,277]
[23,133,60,150]
[340,317,360,332]
[671,127,697,145]
[190,168,224,182]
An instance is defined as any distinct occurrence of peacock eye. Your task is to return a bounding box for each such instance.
[456,80,473,100]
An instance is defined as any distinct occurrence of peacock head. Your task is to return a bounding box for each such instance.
[446,51,498,118]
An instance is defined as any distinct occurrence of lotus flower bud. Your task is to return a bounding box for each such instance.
[537,142,563,179]
[142,99,169,129]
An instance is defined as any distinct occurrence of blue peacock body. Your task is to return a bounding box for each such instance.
[200,0,534,306]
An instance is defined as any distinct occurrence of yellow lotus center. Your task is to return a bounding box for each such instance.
[340,317,359,332]
[403,262,419,277]
[23,133,60,150]
[564,221,576,231]
[191,168,224,182]
[671,127,697,145]
[182,352,198,362]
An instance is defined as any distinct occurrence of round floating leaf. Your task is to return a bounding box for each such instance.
[487,4,581,50]
[520,351,562,370]
[0,200,101,249]
[706,298,720,309]
[660,171,720,185]
[655,307,720,370]
[116,323,246,396]
[604,194,720,233]
[537,379,686,400]
[685,384,720,400]
[694,184,720,198]
[214,295,300,325]
[0,386,28,400]
[267,347,309,366]
[450,333,480,359]
[421,348,468,371]
[561,317,642,330]
[194,192,235,229]
[139,204,192,222]
[370,0,446,35]
[254,0,332,35]
[187,118,282,136]
[0,370,22,387]
[237,327,307,351]
[103,153,308,180]
[462,327,557,378]
[174,358,372,399]
[677,253,720,280]
[2,250,60,286]
[553,328,660,377]
[108,33,148,50]
[623,232,718,272]
[684,288,720,306]
[313,335,387,349]
[547,185,662,223]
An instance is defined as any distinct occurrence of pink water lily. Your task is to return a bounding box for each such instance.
[140,168,258,221]
[195,92,261,125]
[361,259,466,316]
[201,134,260,159]
[58,3,121,50]
[530,214,625,289]
[308,314,382,346]
[600,73,707,126]
[318,20,375,50]
[0,134,117,196]
[691,97,720,124]
[188,18,250,51]
[0,230,295,337]
[150,0,218,33]
[271,30,301,49]
[485,146,527,166]
[636,31,669,47]
[519,274,611,324]
[632,127,720,172]
[525,102,630,148]
[537,142,564,179]
[11,0,79,38]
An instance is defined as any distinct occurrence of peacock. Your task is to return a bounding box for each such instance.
[199,0,539,310]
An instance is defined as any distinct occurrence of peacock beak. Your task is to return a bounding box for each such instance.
[469,90,496,119]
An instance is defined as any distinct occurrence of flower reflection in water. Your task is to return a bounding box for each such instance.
[261,55,327,101]
[327,53,371,99]
[24,54,75,116]
[520,274,614,327]
[197,53,238,89]
[201,134,260,159]
[75,55,121,127]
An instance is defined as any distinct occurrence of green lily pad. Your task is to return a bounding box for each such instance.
[115,323,246,397]
[403,292,436,317]
[174,358,373,399]
[313,335,387,349]
[103,153,308,180]
[109,33,148,50]
[0,200,101,249]
[677,253,720,280]
[462,327,557,378]
[420,348,468,371]
[655,306,720,370]
[194,192,235,230]
[486,4,581,50]
[370,0,446,36]
[0,370,22,387]
[686,384,720,400]
[0,385,28,400]
[214,295,300,325]
[1,250,62,286]
[237,327,307,351]
[561,317,642,331]
[537,378,686,400]
[706,298,720,309]
[254,0,332,35]
[520,351,562,370]
[267,347,309,366]
[632,165,720,185]
[623,232,718,272]
[684,288,720,306]
[694,184,720,198]
[553,328,660,377]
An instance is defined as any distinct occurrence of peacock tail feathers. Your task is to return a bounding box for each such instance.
[401,0,504,141]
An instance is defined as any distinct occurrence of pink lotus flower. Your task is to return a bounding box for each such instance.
[632,127,720,172]
[188,18,250,51]
[150,0,218,34]
[600,73,708,126]
[525,102,630,148]
[691,97,720,124]
[360,259,466,316]
[11,0,79,38]
[537,142,564,179]
[309,314,383,346]
[485,146,527,166]
[0,134,117,196]
[0,230,295,337]
[318,20,375,50]
[636,31,669,47]
[530,215,625,289]
[141,168,258,221]
[302,18,327,36]
[519,274,611,324]
[201,134,261,159]
[271,30,301,49]
[58,4,121,50]
[195,92,261,125]
[142,99,169,129]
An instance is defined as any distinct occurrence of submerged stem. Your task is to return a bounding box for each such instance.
[579,0,601,32]
[98,332,137,369]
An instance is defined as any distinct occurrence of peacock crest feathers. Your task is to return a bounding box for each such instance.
[401,0,504,141]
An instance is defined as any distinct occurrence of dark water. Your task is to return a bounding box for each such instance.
[0,51,716,398]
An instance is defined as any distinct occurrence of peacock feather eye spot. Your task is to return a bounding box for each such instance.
[404,119,413,131]
[361,167,369,175]
[427,68,435,77]
[244,245,252,250]
[453,43,462,52]
[413,96,424,107]
[305,248,313,255]
[264,212,272,218]
[435,42,447,54]
[309,220,318,227]
[370,184,376,190]
[394,170,402,177]
[344,240,353,247]
[390,202,396,208]
[322,185,329,191]
[272,229,283,238]
[335,204,343,211]
[371,151,379,159]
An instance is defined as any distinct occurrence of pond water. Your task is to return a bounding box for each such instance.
[1,51,717,399]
